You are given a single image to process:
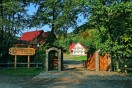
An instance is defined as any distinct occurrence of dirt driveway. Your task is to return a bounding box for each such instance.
[0,70,132,88]
[0,59,132,88]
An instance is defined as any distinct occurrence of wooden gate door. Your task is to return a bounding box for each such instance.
[87,53,109,71]
[99,54,108,71]
[87,54,95,70]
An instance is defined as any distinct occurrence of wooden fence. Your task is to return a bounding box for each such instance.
[0,62,43,68]
[83,52,111,71]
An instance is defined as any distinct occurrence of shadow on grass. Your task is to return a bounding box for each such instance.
[0,68,44,76]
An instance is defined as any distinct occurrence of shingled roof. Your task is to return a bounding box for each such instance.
[69,42,87,51]
[19,30,48,44]
[68,43,76,51]
[19,30,42,41]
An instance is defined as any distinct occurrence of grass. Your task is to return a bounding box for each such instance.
[64,53,79,59]
[72,56,87,61]
[0,68,43,76]
[64,53,87,61]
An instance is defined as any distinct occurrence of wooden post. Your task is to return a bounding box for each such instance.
[61,51,63,70]
[14,45,17,68]
[95,49,100,71]
[58,49,61,71]
[108,54,112,71]
[14,55,17,68]
[28,55,30,68]
[27,45,30,68]
[116,60,119,71]
[46,51,48,71]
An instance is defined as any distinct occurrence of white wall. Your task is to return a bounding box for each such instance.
[71,43,86,55]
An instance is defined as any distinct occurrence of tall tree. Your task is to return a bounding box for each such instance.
[30,0,85,44]
[88,0,132,58]
[0,0,29,62]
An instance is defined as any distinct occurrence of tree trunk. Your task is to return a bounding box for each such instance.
[0,0,4,59]
[0,0,3,43]
[116,60,119,71]
[50,4,57,43]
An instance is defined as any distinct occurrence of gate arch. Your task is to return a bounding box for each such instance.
[46,47,63,71]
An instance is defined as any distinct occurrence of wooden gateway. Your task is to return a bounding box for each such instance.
[83,50,112,71]
[45,47,63,71]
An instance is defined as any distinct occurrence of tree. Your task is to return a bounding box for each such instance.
[0,0,29,63]
[30,0,86,44]
[88,0,132,59]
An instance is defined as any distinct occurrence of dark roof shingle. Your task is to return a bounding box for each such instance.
[19,30,43,41]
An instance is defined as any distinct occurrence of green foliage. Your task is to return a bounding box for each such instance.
[87,0,132,59]
[39,43,48,66]
[54,28,98,53]
[0,31,14,63]
[31,0,82,37]
[54,35,72,52]
[33,43,49,69]
[0,0,29,63]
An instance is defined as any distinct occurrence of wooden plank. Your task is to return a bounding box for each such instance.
[9,47,35,55]
[87,53,95,70]
[28,55,30,68]
[99,54,108,71]
[99,56,104,71]
[46,51,48,71]
[14,55,17,68]
[108,55,112,71]
[95,50,99,71]
[58,49,61,71]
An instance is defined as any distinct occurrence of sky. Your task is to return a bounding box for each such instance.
[20,3,87,36]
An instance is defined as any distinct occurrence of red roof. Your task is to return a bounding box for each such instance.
[69,43,76,51]
[19,30,48,44]
[20,30,43,41]
[69,42,87,51]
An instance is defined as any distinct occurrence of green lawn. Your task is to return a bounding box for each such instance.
[0,68,43,76]
[72,56,87,61]
[64,53,87,61]
[64,53,80,59]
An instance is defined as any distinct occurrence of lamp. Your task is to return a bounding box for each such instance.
[36,43,40,68]
[37,43,40,48]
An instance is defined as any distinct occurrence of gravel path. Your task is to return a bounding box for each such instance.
[0,75,32,88]
[28,69,132,88]
[25,59,132,88]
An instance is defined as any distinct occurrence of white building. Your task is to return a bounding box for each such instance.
[69,42,87,55]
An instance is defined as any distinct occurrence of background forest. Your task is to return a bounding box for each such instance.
[0,0,131,70]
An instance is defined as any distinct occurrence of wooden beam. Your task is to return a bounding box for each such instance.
[28,45,30,68]
[108,54,112,71]
[95,49,100,71]
[28,55,30,68]
[58,49,61,71]
[46,51,48,71]
[14,55,17,68]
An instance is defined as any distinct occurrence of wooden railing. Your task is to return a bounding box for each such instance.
[0,62,43,68]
